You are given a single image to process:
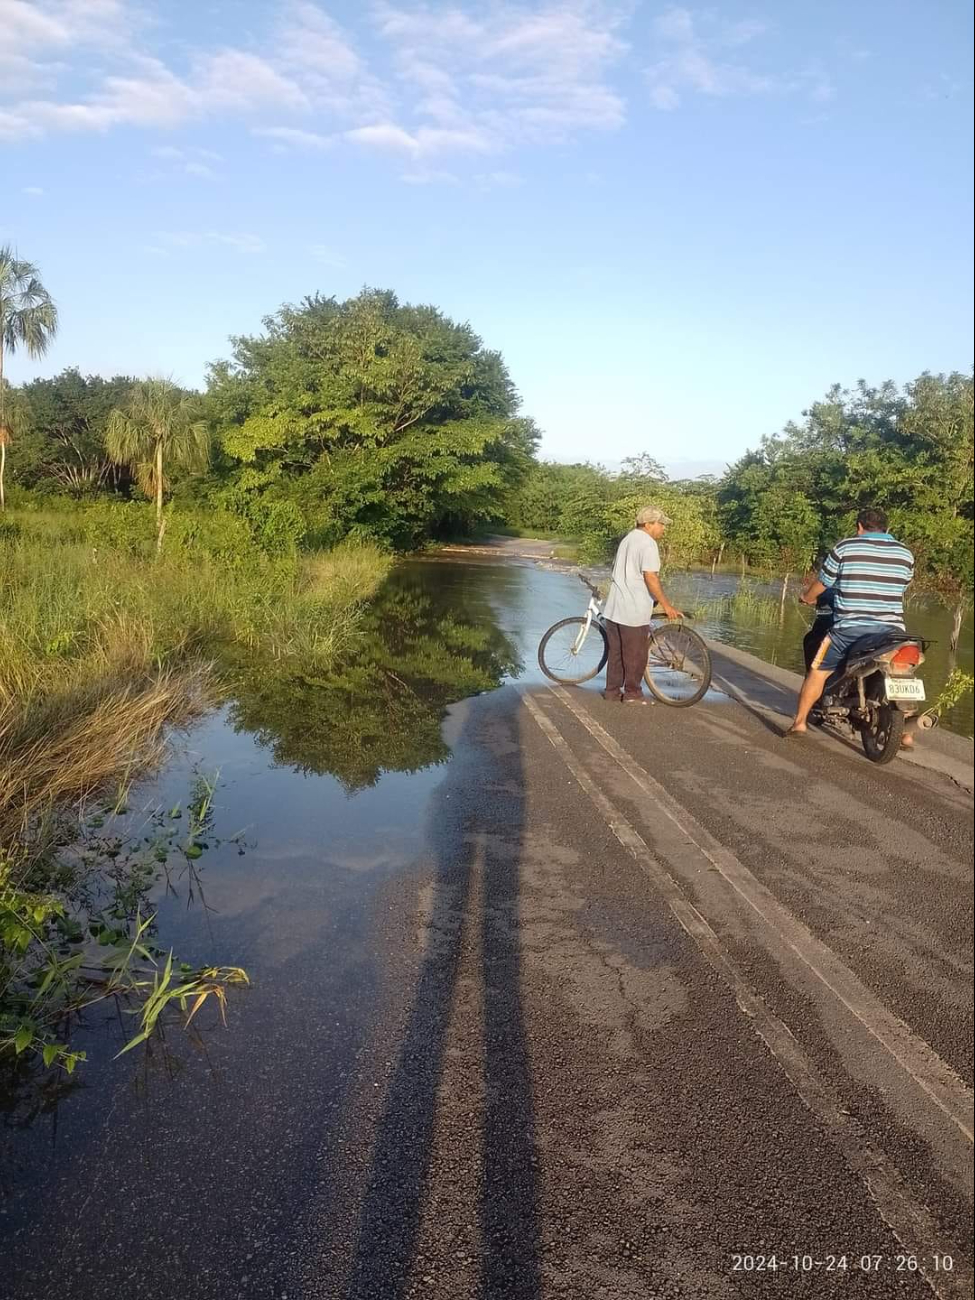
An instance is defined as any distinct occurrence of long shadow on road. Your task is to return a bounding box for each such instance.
[343,691,541,1299]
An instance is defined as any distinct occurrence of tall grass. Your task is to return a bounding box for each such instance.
[698,581,794,626]
[0,506,390,1073]
[0,506,389,838]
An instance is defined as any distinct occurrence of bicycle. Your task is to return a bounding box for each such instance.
[537,575,713,707]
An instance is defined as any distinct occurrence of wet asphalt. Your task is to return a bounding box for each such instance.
[3,650,973,1300]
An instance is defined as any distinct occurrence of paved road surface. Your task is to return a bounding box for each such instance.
[291,650,973,1300]
[5,636,971,1300]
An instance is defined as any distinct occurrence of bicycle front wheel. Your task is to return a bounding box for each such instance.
[538,617,608,685]
[644,622,712,707]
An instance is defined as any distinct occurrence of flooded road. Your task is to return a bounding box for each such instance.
[0,560,580,1295]
[2,559,972,1300]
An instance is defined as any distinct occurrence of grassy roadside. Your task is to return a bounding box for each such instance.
[0,505,390,1078]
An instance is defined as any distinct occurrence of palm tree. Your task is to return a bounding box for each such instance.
[0,245,59,510]
[106,379,211,551]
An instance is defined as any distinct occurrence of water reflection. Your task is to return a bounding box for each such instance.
[229,564,525,789]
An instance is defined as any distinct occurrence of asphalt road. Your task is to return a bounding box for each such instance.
[294,662,973,1300]
[4,644,972,1300]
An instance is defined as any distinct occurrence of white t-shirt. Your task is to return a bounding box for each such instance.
[602,529,660,627]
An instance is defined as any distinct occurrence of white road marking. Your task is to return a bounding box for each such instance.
[522,691,972,1300]
[553,685,974,1146]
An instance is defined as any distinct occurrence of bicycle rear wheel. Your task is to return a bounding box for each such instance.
[644,622,712,706]
[538,617,608,685]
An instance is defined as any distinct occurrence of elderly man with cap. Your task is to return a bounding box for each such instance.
[602,505,684,704]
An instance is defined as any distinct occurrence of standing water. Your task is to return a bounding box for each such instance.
[1,557,969,1300]
[0,559,580,1300]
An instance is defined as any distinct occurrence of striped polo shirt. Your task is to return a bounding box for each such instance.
[819,532,914,628]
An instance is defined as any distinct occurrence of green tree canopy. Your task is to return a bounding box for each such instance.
[206,289,538,550]
[718,371,974,607]
[10,368,136,495]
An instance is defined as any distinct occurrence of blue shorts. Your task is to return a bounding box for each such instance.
[810,624,898,672]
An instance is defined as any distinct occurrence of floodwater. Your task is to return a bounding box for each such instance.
[0,559,580,1299]
[1,557,970,1300]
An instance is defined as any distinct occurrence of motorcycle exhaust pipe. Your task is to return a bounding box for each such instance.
[906,710,939,733]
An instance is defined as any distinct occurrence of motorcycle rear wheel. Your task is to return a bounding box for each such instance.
[859,702,905,764]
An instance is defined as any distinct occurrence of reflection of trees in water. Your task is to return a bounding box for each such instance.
[230,568,524,790]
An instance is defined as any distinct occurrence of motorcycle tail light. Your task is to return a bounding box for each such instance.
[892,644,922,666]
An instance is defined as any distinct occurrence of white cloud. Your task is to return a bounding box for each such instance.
[346,121,494,158]
[0,0,141,106]
[253,125,333,152]
[152,144,223,162]
[1,1,630,168]
[194,49,308,113]
[646,6,835,111]
[149,143,223,177]
[369,1,628,150]
[22,184,44,195]
[646,8,775,109]
[345,122,418,155]
[277,2,389,118]
[0,4,307,141]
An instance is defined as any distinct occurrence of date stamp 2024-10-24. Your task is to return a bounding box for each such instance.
[731,1252,956,1277]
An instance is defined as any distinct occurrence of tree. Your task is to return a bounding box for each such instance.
[718,370,973,630]
[751,483,820,609]
[106,379,211,551]
[0,246,59,510]
[207,289,537,550]
[617,452,667,483]
[11,369,136,495]
[891,371,974,659]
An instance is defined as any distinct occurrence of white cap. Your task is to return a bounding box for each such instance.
[636,505,672,526]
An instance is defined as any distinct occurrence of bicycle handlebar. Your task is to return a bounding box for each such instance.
[578,572,696,620]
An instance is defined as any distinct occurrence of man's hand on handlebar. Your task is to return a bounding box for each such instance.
[661,603,684,620]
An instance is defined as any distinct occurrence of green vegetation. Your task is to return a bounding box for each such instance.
[0,502,389,1076]
[0,245,59,511]
[504,455,721,567]
[206,288,538,549]
[505,374,973,652]
[717,374,974,649]
[2,246,972,1078]
[931,669,975,719]
[106,378,210,551]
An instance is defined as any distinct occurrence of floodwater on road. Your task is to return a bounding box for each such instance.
[0,559,582,1298]
[1,556,969,1300]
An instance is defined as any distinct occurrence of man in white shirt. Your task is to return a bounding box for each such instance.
[602,506,683,703]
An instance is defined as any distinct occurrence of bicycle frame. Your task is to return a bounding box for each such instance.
[571,594,603,656]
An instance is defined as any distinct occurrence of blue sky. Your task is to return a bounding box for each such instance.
[2,1,972,475]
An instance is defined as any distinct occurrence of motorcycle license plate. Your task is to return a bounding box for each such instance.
[885,678,925,702]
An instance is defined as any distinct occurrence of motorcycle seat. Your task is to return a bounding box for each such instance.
[822,629,925,692]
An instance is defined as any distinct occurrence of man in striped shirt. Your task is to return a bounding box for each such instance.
[786,507,915,738]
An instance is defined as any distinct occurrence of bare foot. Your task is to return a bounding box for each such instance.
[784,725,808,738]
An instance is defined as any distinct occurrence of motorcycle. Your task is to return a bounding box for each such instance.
[810,628,936,764]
